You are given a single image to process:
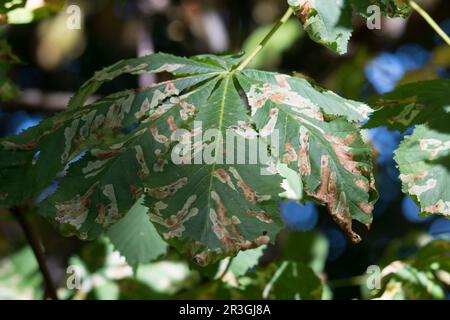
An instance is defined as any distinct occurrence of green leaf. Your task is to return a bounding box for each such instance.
[107,197,168,269]
[288,0,411,54]
[375,239,450,300]
[0,63,219,207]
[0,0,25,15]
[229,245,266,277]
[379,264,446,300]
[237,70,377,242]
[0,53,376,264]
[262,261,323,300]
[363,80,450,218]
[280,231,329,273]
[277,163,303,200]
[0,39,21,101]
[145,74,283,265]
[414,240,450,272]
[351,0,411,18]
[365,80,450,132]
[68,53,225,109]
[4,0,65,24]
[289,0,353,55]
[395,122,450,218]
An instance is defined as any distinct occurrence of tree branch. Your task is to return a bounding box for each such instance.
[11,206,59,300]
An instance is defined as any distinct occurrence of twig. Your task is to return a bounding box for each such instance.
[328,275,367,289]
[217,258,232,281]
[409,0,450,47]
[11,206,59,300]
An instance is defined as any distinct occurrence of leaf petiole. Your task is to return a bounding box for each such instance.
[236,7,294,71]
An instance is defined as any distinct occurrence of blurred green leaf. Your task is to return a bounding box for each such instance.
[0,246,43,299]
[229,245,266,277]
[6,0,65,24]
[262,261,322,300]
[0,39,20,101]
[242,19,302,69]
[279,230,329,273]
[375,239,450,300]
[288,0,411,54]
[324,47,371,99]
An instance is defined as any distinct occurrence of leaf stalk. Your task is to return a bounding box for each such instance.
[12,207,59,300]
[236,7,294,71]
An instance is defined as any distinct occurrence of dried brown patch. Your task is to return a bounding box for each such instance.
[150,126,168,144]
[213,168,236,190]
[229,167,271,204]
[150,195,198,239]
[247,209,273,224]
[147,177,188,199]
[283,143,298,164]
[298,126,311,176]
[305,155,362,243]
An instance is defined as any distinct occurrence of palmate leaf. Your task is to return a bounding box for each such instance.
[396,123,450,218]
[0,52,376,264]
[229,245,266,277]
[287,0,411,55]
[365,80,450,218]
[237,70,376,242]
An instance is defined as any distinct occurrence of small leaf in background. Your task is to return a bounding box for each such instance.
[279,230,329,273]
[277,162,303,200]
[289,0,353,55]
[288,0,412,55]
[0,40,21,101]
[262,261,323,300]
[229,245,266,277]
[0,246,43,299]
[324,46,371,100]
[6,0,65,24]
[107,197,168,270]
[376,239,450,300]
[396,123,450,219]
[365,80,450,131]
[351,0,412,18]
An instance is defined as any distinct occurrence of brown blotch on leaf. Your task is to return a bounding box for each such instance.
[147,177,188,199]
[305,155,362,243]
[229,167,271,204]
[247,209,273,224]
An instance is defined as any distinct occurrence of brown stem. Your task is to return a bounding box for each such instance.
[217,258,232,281]
[11,206,59,300]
